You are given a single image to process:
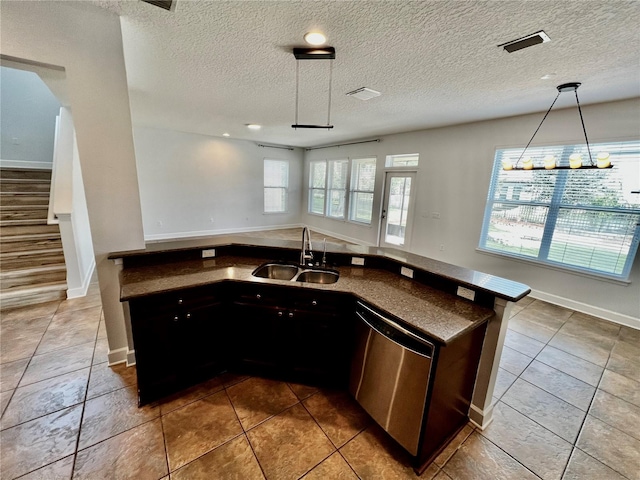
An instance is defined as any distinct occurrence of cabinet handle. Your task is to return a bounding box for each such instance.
[173,315,180,322]
[185,312,191,319]
[256,294,261,300]
[177,298,183,305]
[278,311,283,317]
[288,312,294,318]
[311,300,317,306]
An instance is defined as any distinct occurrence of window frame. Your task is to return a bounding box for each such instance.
[326,159,349,219]
[308,160,328,216]
[349,157,377,224]
[478,141,640,281]
[263,158,289,214]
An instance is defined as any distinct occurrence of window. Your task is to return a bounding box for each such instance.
[263,159,288,213]
[327,159,348,218]
[479,141,640,280]
[309,161,327,215]
[349,157,377,223]
[386,153,419,168]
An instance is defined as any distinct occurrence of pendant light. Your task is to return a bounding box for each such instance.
[503,82,612,171]
[291,47,335,130]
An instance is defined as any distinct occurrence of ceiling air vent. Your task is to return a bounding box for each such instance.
[346,87,381,101]
[499,30,550,53]
[141,0,174,11]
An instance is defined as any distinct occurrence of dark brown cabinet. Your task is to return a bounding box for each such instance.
[128,284,228,405]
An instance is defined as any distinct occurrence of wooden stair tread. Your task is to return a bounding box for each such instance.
[0,205,49,210]
[0,247,64,258]
[0,264,67,277]
[0,219,50,226]
[0,232,61,242]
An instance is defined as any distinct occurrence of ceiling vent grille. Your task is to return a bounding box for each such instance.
[499,30,550,53]
[346,87,382,101]
[141,0,174,11]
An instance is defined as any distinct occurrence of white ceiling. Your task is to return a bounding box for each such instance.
[91,0,640,148]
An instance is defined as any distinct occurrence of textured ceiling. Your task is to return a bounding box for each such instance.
[91,0,640,147]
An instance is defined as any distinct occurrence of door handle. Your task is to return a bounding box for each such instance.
[381,209,386,219]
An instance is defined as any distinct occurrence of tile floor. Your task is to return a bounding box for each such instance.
[1,284,639,479]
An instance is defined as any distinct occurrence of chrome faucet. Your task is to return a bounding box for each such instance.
[300,227,314,266]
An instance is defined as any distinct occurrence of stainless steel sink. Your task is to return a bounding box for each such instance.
[251,263,300,280]
[295,269,340,284]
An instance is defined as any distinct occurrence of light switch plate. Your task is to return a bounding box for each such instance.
[457,286,476,301]
[202,249,216,258]
[400,266,414,278]
[351,257,365,266]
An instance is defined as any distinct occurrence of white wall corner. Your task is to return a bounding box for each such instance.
[529,289,640,330]
[66,256,96,299]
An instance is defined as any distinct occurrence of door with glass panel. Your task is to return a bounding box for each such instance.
[379,172,416,249]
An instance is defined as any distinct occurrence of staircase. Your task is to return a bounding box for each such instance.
[0,168,67,309]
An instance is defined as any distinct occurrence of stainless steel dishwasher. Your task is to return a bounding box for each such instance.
[349,301,434,456]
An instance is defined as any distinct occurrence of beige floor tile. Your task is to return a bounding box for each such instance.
[0,404,82,479]
[589,389,640,441]
[501,378,586,443]
[434,471,453,480]
[520,360,595,411]
[498,345,533,376]
[340,423,419,479]
[535,345,603,387]
[563,447,627,480]
[508,313,560,343]
[97,319,107,339]
[618,325,640,345]
[302,452,358,479]
[525,300,573,323]
[433,423,474,467]
[0,301,60,324]
[492,367,517,399]
[162,390,242,472]
[20,341,94,387]
[1,367,89,429]
[18,454,75,480]
[606,340,640,383]
[158,376,225,415]
[54,293,102,314]
[86,362,137,400]
[548,331,613,367]
[480,402,572,480]
[564,311,621,342]
[577,415,640,480]
[599,369,640,407]
[248,403,335,480]
[227,376,298,430]
[443,431,539,480]
[303,390,371,448]
[1,389,13,416]
[0,357,29,392]
[504,329,545,358]
[92,337,109,365]
[0,316,51,364]
[288,382,319,401]
[35,306,101,355]
[171,435,264,480]
[73,418,167,480]
[79,385,159,449]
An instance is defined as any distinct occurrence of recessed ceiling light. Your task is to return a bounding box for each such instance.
[304,32,326,46]
[498,30,551,53]
[222,133,230,137]
[346,87,382,101]
[246,124,261,130]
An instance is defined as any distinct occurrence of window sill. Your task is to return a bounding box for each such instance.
[475,247,632,286]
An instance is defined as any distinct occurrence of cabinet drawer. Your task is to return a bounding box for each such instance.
[131,285,222,316]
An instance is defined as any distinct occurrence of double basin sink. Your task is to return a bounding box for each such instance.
[252,262,339,284]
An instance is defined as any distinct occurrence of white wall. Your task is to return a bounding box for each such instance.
[304,98,640,322]
[0,66,60,166]
[134,127,303,240]
[2,1,145,364]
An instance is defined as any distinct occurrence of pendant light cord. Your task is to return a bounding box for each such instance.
[574,89,594,166]
[327,59,333,126]
[515,90,561,168]
[294,60,300,127]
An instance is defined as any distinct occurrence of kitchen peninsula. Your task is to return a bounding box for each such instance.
[110,235,530,473]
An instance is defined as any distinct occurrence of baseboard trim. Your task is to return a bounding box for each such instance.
[144,224,303,242]
[66,258,96,299]
[107,346,128,366]
[529,288,640,330]
[468,403,494,430]
[126,349,137,367]
[0,159,52,170]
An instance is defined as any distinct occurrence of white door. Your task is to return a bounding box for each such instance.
[379,172,416,249]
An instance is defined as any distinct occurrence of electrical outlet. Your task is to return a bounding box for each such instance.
[431,212,441,219]
[202,249,216,258]
[351,257,365,266]
[400,266,414,278]
[457,286,476,301]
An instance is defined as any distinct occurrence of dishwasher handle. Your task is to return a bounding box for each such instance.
[355,309,433,359]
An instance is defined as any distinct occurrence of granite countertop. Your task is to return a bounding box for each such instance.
[119,255,495,345]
